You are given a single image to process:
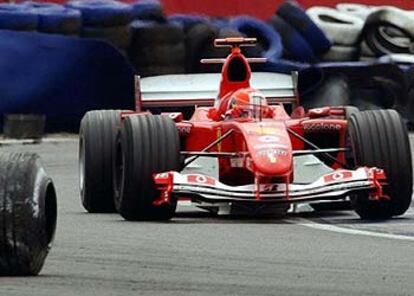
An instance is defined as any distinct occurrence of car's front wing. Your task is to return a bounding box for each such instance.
[154,167,387,204]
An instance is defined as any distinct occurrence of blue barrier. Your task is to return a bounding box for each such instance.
[0,30,134,132]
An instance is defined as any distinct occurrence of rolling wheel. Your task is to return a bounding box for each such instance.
[113,115,180,221]
[347,109,412,219]
[79,110,121,213]
[0,153,57,276]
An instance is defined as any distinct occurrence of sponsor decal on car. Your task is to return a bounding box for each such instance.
[258,148,288,163]
[177,125,192,135]
[230,157,244,168]
[261,184,279,192]
[324,171,353,183]
[258,135,280,143]
[245,126,281,135]
[258,148,288,157]
[187,175,216,186]
[154,173,169,179]
[303,122,342,132]
[253,143,289,149]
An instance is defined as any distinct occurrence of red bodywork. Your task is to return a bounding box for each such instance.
[124,38,387,208]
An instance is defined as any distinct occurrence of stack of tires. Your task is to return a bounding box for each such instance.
[361,7,414,60]
[227,16,283,62]
[337,4,372,61]
[131,0,166,23]
[128,1,187,76]
[269,2,331,63]
[23,1,81,36]
[67,0,132,53]
[306,4,414,63]
[128,21,186,76]
[307,6,363,61]
[169,13,210,32]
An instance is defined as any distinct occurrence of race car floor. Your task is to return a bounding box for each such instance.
[0,135,413,296]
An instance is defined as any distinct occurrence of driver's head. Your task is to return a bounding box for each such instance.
[225,89,271,120]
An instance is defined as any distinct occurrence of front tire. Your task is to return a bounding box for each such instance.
[113,115,181,221]
[347,109,413,219]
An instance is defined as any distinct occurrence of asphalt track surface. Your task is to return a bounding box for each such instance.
[0,135,413,296]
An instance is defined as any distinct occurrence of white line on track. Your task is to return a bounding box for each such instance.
[287,217,414,242]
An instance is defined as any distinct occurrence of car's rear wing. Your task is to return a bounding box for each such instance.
[135,72,298,110]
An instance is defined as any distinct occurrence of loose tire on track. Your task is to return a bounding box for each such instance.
[347,109,413,219]
[79,110,121,213]
[0,153,57,276]
[113,115,181,221]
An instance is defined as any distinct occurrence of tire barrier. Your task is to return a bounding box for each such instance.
[212,17,230,28]
[128,21,186,76]
[131,0,166,23]
[362,7,414,56]
[3,114,45,139]
[307,6,364,62]
[0,153,57,276]
[169,14,210,32]
[228,16,283,62]
[360,40,376,57]
[276,1,331,55]
[403,65,414,128]
[299,63,407,114]
[66,0,132,27]
[67,0,132,51]
[301,74,351,110]
[0,30,134,132]
[268,15,317,63]
[184,23,263,74]
[378,54,414,65]
[321,45,359,62]
[185,23,218,73]
[0,3,38,31]
[307,7,364,46]
[23,2,81,35]
[336,3,373,20]
[256,59,309,75]
[82,25,131,49]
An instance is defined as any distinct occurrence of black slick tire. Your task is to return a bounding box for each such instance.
[79,110,121,213]
[0,153,57,276]
[113,115,180,221]
[347,110,412,219]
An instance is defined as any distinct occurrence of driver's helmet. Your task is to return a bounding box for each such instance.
[225,89,271,120]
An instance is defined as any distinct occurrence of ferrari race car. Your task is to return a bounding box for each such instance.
[0,153,57,275]
[79,37,412,221]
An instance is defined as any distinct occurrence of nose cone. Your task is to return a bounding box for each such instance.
[241,122,292,176]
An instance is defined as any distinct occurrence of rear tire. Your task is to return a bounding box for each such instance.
[0,153,57,276]
[113,115,180,221]
[79,110,121,213]
[347,109,412,219]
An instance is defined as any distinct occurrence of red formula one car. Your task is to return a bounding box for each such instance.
[79,37,412,221]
